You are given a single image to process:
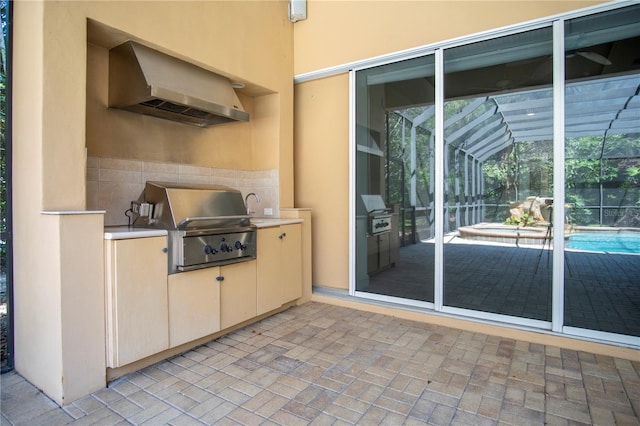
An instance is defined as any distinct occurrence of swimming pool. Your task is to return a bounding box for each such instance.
[566,231,640,254]
[457,224,640,253]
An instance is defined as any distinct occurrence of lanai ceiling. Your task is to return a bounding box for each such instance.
[388,69,640,164]
[372,3,640,165]
[445,72,640,163]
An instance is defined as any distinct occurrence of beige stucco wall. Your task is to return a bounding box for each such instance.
[13,0,294,404]
[294,0,606,291]
[295,74,350,289]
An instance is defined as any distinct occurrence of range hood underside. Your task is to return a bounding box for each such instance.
[120,87,248,127]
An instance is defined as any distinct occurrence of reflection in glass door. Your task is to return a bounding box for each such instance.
[563,5,640,338]
[442,27,555,322]
[354,55,436,303]
[350,2,639,344]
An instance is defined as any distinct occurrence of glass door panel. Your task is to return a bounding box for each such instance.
[563,4,640,337]
[443,27,554,321]
[355,55,436,302]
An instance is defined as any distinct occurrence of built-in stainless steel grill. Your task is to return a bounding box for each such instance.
[131,182,256,274]
[361,195,392,235]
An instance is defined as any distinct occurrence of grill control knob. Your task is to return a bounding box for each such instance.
[234,241,246,251]
[204,244,214,255]
[220,243,231,253]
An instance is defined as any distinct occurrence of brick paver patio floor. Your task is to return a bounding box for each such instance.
[1,302,639,425]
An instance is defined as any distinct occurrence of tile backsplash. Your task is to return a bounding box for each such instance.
[87,157,279,226]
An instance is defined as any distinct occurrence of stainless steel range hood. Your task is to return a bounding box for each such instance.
[109,41,249,127]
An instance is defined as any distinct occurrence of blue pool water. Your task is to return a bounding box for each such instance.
[566,232,640,254]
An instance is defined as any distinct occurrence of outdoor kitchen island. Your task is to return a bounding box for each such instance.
[103,216,306,381]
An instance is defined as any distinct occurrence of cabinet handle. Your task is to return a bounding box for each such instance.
[216,276,224,282]
[162,247,168,253]
[279,232,286,239]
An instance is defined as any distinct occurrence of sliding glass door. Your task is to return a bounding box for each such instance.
[563,5,640,338]
[354,55,436,304]
[442,27,554,323]
[351,2,640,341]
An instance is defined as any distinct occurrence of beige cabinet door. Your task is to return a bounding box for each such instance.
[280,224,303,303]
[220,260,257,330]
[105,237,169,367]
[256,227,282,315]
[256,224,302,316]
[168,268,221,348]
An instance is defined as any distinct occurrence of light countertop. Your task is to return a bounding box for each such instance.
[103,227,168,240]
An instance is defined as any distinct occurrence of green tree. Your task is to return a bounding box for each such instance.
[0,0,7,269]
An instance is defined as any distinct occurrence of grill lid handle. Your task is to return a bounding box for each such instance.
[177,215,252,228]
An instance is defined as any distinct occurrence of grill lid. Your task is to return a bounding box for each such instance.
[361,194,390,215]
[133,181,251,230]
